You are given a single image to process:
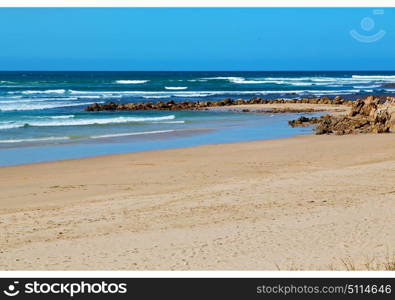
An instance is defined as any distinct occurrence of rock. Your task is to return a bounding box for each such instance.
[290,96,395,135]
[288,116,320,127]
[85,95,351,112]
[333,96,343,105]
[223,98,233,105]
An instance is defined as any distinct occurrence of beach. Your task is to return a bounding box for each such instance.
[1,132,395,270]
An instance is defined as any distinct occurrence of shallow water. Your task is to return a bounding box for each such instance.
[1,71,394,166]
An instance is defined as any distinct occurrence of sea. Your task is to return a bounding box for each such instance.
[1,71,395,166]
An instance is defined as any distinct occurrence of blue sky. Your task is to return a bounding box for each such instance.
[0,8,394,71]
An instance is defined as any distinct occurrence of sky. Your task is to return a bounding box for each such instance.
[0,7,394,71]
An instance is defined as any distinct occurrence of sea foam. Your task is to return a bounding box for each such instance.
[0,136,70,143]
[90,129,174,139]
[6,115,177,128]
[0,102,102,112]
[115,80,149,84]
[18,89,67,95]
[164,87,188,90]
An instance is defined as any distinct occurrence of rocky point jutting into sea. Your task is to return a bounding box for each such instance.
[289,96,395,135]
[85,95,395,135]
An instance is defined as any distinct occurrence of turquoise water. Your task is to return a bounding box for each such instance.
[1,71,394,166]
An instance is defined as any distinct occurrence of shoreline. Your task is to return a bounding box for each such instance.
[1,133,394,270]
[0,133,310,169]
[0,102,350,167]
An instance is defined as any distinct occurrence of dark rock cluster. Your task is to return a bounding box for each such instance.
[290,96,395,135]
[288,116,321,127]
[85,96,351,112]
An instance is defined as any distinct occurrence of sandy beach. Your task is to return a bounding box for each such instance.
[1,132,395,270]
[208,102,350,115]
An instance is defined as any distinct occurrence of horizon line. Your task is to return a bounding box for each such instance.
[1,70,395,72]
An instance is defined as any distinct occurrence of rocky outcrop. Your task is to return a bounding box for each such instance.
[290,96,395,135]
[85,96,352,112]
[288,116,321,127]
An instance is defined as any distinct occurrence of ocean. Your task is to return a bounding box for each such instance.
[1,71,395,166]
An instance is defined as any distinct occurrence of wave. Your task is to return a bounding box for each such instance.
[152,120,185,124]
[0,122,22,130]
[115,80,149,84]
[288,82,315,86]
[174,93,212,97]
[172,89,359,96]
[48,115,75,119]
[261,76,395,84]
[229,78,271,84]
[74,95,103,99]
[42,88,375,99]
[164,87,188,90]
[0,101,102,112]
[142,95,171,99]
[202,77,244,81]
[15,89,68,95]
[3,115,176,128]
[200,76,361,85]
[36,115,75,119]
[90,129,174,139]
[0,136,70,143]
[352,75,395,80]
[0,97,79,104]
[353,85,381,89]
[202,77,268,84]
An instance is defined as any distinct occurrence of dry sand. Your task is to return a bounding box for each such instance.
[1,134,395,270]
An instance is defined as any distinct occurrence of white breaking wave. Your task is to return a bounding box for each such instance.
[0,97,79,104]
[16,89,67,95]
[171,89,359,96]
[115,80,149,84]
[8,115,176,128]
[164,87,188,90]
[202,76,269,84]
[142,95,171,99]
[0,136,70,143]
[288,82,315,86]
[0,122,22,130]
[229,78,270,84]
[36,115,75,119]
[174,93,212,97]
[202,77,244,81]
[90,130,174,139]
[49,115,75,119]
[152,120,185,124]
[75,95,103,99]
[353,85,381,89]
[54,88,369,99]
[0,101,103,112]
[352,75,395,80]
[200,76,364,85]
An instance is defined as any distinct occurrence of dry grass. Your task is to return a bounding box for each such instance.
[340,253,395,271]
[274,252,395,271]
